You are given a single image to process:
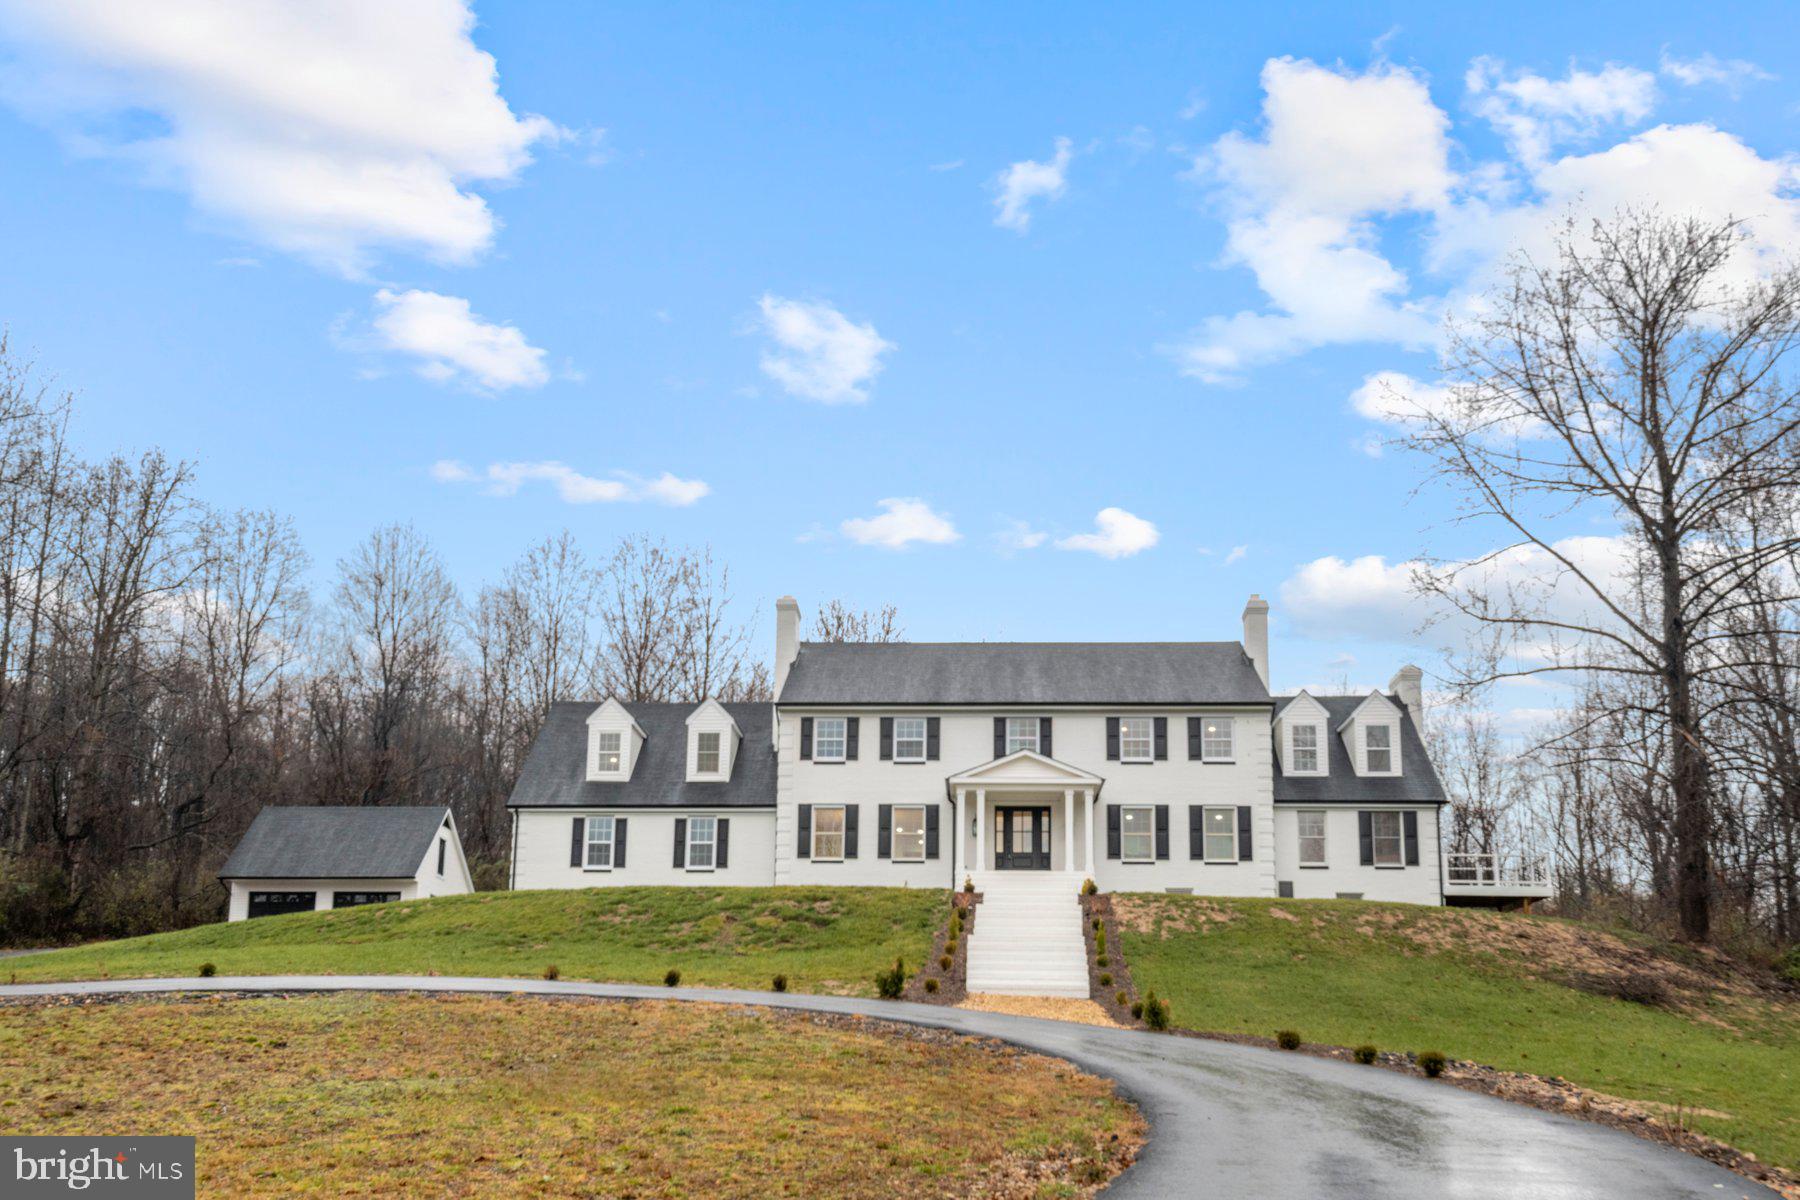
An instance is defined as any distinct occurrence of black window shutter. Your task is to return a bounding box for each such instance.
[1040,717,1053,758]
[1187,717,1202,760]
[1188,806,1203,859]
[1105,717,1120,761]
[1106,805,1121,859]
[845,806,859,858]
[845,717,859,760]
[1154,717,1168,760]
[1358,811,1374,866]
[879,717,894,760]
[1154,805,1170,859]
[570,817,584,868]
[925,807,940,859]
[1237,806,1252,861]
[926,717,940,760]
[878,804,893,858]
[993,717,1006,758]
[614,817,628,867]
[673,817,688,868]
[798,805,812,858]
[1403,811,1420,866]
[717,818,730,868]
[800,718,813,760]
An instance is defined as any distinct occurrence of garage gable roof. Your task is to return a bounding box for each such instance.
[219,806,451,880]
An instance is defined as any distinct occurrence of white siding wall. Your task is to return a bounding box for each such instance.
[1272,805,1442,905]
[512,808,777,889]
[227,878,420,921]
[776,707,1275,896]
[414,821,475,898]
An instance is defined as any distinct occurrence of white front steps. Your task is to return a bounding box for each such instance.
[965,871,1090,998]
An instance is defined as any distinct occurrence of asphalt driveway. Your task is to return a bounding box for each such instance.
[0,974,1776,1199]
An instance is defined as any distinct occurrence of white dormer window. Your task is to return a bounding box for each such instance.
[596,731,623,775]
[1200,716,1234,762]
[1365,724,1395,773]
[814,718,847,762]
[696,731,722,775]
[1291,724,1321,773]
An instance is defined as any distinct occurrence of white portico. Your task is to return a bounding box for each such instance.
[947,750,1103,884]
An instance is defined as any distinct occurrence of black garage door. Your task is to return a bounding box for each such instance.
[247,891,316,918]
[332,891,400,909]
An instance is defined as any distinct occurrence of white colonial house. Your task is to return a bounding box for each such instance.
[506,594,1551,923]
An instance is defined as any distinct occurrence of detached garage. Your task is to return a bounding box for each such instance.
[219,806,474,921]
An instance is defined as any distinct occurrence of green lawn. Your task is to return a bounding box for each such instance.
[3,886,948,997]
[0,993,1140,1198]
[1114,895,1800,1173]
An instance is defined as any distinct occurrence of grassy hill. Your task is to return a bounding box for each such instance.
[1113,895,1799,1174]
[4,886,947,997]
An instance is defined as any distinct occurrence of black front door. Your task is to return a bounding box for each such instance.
[994,807,1052,870]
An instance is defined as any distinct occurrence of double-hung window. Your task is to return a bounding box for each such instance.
[1365,724,1394,773]
[814,718,847,762]
[1120,805,1155,862]
[1291,724,1320,773]
[1200,716,1234,762]
[1004,717,1039,754]
[1202,806,1237,862]
[893,718,927,762]
[1297,810,1326,866]
[892,805,926,861]
[1370,811,1403,866]
[1119,717,1154,762]
[595,731,623,774]
[812,806,846,860]
[687,815,717,869]
[585,815,615,869]
[696,731,721,774]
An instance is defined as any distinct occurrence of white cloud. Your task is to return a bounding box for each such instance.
[840,498,960,549]
[755,294,894,404]
[995,520,1048,553]
[1055,507,1160,559]
[993,136,1073,232]
[1174,58,1452,381]
[1223,545,1248,565]
[1659,52,1772,95]
[366,288,549,390]
[432,460,708,506]
[1466,58,1656,165]
[0,0,561,275]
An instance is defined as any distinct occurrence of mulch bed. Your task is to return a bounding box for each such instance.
[904,888,980,1005]
[1082,893,1148,1027]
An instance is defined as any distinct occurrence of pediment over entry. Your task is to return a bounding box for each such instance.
[945,749,1104,790]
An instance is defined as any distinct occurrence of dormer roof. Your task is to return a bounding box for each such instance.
[1271,693,1444,806]
[585,696,646,737]
[511,701,774,810]
[684,697,743,735]
[1336,689,1400,732]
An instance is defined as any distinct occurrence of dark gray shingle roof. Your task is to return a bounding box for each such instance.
[1272,694,1446,805]
[507,701,776,809]
[778,642,1270,706]
[219,806,450,880]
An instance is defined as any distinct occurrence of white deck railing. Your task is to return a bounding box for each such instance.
[1443,852,1549,888]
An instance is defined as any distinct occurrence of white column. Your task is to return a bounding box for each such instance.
[1085,790,1096,873]
[974,788,986,875]
[1063,788,1074,874]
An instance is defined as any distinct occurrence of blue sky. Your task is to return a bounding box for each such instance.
[0,1,1795,717]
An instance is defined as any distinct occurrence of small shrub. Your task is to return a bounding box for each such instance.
[1418,1050,1447,1078]
[1099,971,1113,986]
[1143,991,1170,1031]
[1353,1044,1378,1065]
[875,957,907,1000]
[771,973,788,993]
[944,937,957,955]
[939,954,953,971]
[1130,1001,1144,1020]
[541,964,560,981]
[1275,1029,1301,1051]
[963,876,975,894]
[1092,916,1102,930]
[1081,878,1098,896]
[197,962,216,978]
[663,968,682,988]
[923,977,939,994]
[1114,990,1128,1006]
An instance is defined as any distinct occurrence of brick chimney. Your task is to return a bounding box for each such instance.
[774,596,801,698]
[1242,594,1270,690]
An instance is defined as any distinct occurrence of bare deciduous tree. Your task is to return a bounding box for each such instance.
[809,599,904,643]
